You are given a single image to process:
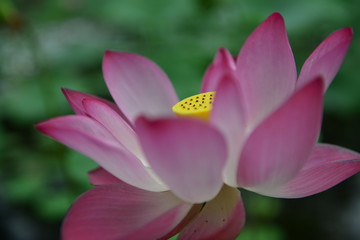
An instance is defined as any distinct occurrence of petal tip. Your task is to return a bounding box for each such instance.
[267,12,284,23]
[300,76,325,97]
[134,115,149,127]
[135,115,161,134]
[217,48,236,67]
[103,50,122,66]
[312,76,326,92]
[104,49,116,57]
[35,122,45,133]
[35,120,53,136]
[135,116,167,134]
[260,13,286,32]
[61,87,72,97]
[270,12,282,17]
[103,50,137,62]
[61,88,81,98]
[217,72,237,88]
[81,97,96,108]
[217,47,230,56]
[340,27,353,40]
[329,27,353,43]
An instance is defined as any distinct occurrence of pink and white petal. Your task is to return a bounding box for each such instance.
[178,186,245,240]
[297,28,353,91]
[88,167,124,185]
[159,205,203,240]
[201,48,237,93]
[102,51,179,123]
[211,74,246,187]
[136,117,227,203]
[62,184,192,240]
[237,78,324,188]
[36,116,167,192]
[61,88,128,121]
[236,12,297,126]
[82,98,146,165]
[250,144,360,198]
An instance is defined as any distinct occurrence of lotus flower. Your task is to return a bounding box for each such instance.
[37,13,360,240]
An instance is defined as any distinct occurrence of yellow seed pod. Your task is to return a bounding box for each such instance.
[172,92,215,121]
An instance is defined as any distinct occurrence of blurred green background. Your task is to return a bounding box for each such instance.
[1,0,360,239]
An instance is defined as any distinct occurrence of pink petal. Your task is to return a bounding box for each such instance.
[297,28,353,90]
[102,51,178,123]
[61,88,129,123]
[62,184,192,240]
[201,48,236,93]
[36,116,167,192]
[159,205,202,240]
[237,78,324,188]
[178,186,245,240]
[236,12,297,126]
[82,98,146,165]
[136,117,227,203]
[250,144,360,198]
[88,167,123,185]
[210,73,246,187]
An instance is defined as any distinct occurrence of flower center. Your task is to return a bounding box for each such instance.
[172,92,215,121]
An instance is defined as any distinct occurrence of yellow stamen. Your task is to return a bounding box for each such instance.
[172,92,215,121]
